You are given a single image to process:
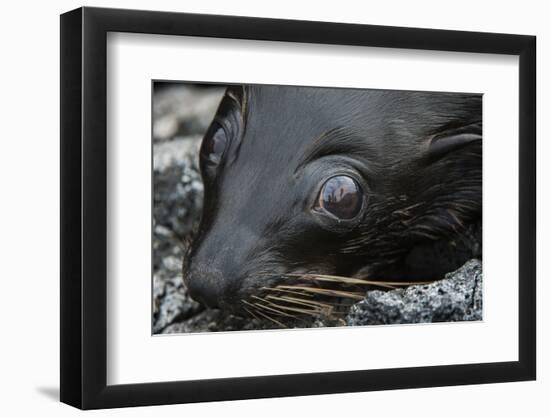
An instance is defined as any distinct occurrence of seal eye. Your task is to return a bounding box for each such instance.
[200,127,228,166]
[316,175,363,220]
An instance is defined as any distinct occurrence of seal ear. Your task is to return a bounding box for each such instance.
[427,128,481,162]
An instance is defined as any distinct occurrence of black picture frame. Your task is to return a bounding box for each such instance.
[60,6,536,410]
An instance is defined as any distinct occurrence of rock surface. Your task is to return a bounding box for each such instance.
[345,259,482,326]
[152,83,483,334]
[152,84,224,334]
[153,84,226,142]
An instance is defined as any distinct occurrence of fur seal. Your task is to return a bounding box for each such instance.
[183,85,482,317]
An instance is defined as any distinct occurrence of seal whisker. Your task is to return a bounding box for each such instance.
[252,294,346,320]
[264,295,328,312]
[276,285,365,300]
[261,287,315,298]
[283,273,397,289]
[251,308,287,328]
[265,295,334,311]
[242,305,262,321]
[260,302,322,317]
[283,273,434,288]
[242,300,288,328]
[248,297,297,318]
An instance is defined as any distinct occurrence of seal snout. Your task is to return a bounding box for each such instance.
[184,238,253,309]
[184,262,226,308]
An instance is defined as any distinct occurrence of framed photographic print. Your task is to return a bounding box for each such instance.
[60,6,536,409]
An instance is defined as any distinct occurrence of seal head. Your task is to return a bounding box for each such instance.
[183,85,482,311]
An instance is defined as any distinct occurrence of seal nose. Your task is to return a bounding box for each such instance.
[184,224,258,309]
[184,263,225,308]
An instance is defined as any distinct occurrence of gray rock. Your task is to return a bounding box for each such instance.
[152,136,205,333]
[153,85,225,142]
[345,259,483,326]
[152,247,204,333]
[153,136,204,241]
[152,85,222,333]
[153,267,204,333]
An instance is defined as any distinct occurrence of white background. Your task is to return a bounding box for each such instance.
[108,34,519,384]
[0,0,546,416]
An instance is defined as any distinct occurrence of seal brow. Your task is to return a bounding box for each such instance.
[293,126,375,174]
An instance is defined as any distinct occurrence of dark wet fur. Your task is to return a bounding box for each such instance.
[183,85,482,315]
